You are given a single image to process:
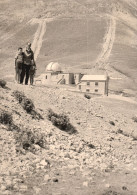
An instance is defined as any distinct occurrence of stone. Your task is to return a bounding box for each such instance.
[1,185,6,191]
[64,153,71,159]
[6,179,12,186]
[40,159,48,166]
[33,186,41,194]
[44,174,50,182]
[13,184,19,190]
[122,186,127,190]
[33,144,41,151]
[19,184,28,191]
[0,177,4,184]
[105,184,111,188]
[83,181,88,187]
[2,190,12,195]
[53,178,58,182]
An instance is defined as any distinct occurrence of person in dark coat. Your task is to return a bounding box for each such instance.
[20,43,35,85]
[15,47,24,83]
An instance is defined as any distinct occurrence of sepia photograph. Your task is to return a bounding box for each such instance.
[0,0,137,194]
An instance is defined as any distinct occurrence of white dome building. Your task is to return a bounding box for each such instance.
[35,61,76,86]
[46,62,62,72]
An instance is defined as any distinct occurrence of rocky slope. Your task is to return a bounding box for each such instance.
[0,0,137,94]
[0,82,137,194]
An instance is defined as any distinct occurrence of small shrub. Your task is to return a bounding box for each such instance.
[14,128,47,153]
[13,90,25,103]
[21,97,34,113]
[47,109,77,134]
[0,110,13,125]
[32,129,47,148]
[84,94,91,99]
[30,110,44,120]
[0,109,21,131]
[15,129,35,151]
[13,90,34,113]
[8,123,20,132]
[0,79,6,88]
[109,121,115,126]
[47,108,58,120]
[13,90,43,119]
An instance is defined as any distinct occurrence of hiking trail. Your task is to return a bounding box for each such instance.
[30,18,53,61]
[95,16,116,69]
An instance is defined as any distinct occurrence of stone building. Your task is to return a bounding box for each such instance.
[35,62,83,85]
[77,75,109,95]
[35,62,109,95]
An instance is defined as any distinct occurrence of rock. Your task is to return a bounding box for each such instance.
[13,184,19,190]
[67,165,76,169]
[105,184,111,188]
[69,170,76,175]
[33,144,41,151]
[64,153,71,159]
[33,158,40,164]
[125,159,131,164]
[44,174,50,182]
[19,184,28,191]
[53,178,58,182]
[33,186,41,194]
[2,190,12,195]
[0,177,4,184]
[83,181,88,187]
[40,159,48,166]
[6,179,12,186]
[122,186,127,190]
[1,185,6,191]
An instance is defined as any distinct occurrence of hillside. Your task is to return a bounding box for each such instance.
[0,82,137,194]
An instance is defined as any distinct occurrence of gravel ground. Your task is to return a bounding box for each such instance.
[0,82,137,195]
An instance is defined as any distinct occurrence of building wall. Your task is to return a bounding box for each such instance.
[42,73,52,84]
[40,72,74,85]
[77,81,107,95]
[59,73,69,84]
[74,73,84,84]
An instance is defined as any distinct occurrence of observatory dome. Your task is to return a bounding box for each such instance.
[46,62,61,72]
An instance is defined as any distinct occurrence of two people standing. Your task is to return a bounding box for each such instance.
[15,43,36,85]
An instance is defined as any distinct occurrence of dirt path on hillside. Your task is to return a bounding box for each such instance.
[31,20,46,61]
[30,18,53,61]
[95,16,116,69]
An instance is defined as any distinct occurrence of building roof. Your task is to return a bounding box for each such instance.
[46,62,62,72]
[81,75,107,81]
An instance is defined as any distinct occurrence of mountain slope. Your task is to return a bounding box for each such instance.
[1,82,137,194]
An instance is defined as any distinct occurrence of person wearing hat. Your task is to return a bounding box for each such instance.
[20,43,35,85]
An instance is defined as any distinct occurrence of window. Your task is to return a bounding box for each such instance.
[86,89,90,92]
[45,75,47,79]
[95,82,98,86]
[95,89,98,92]
[79,85,81,90]
[87,82,90,85]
